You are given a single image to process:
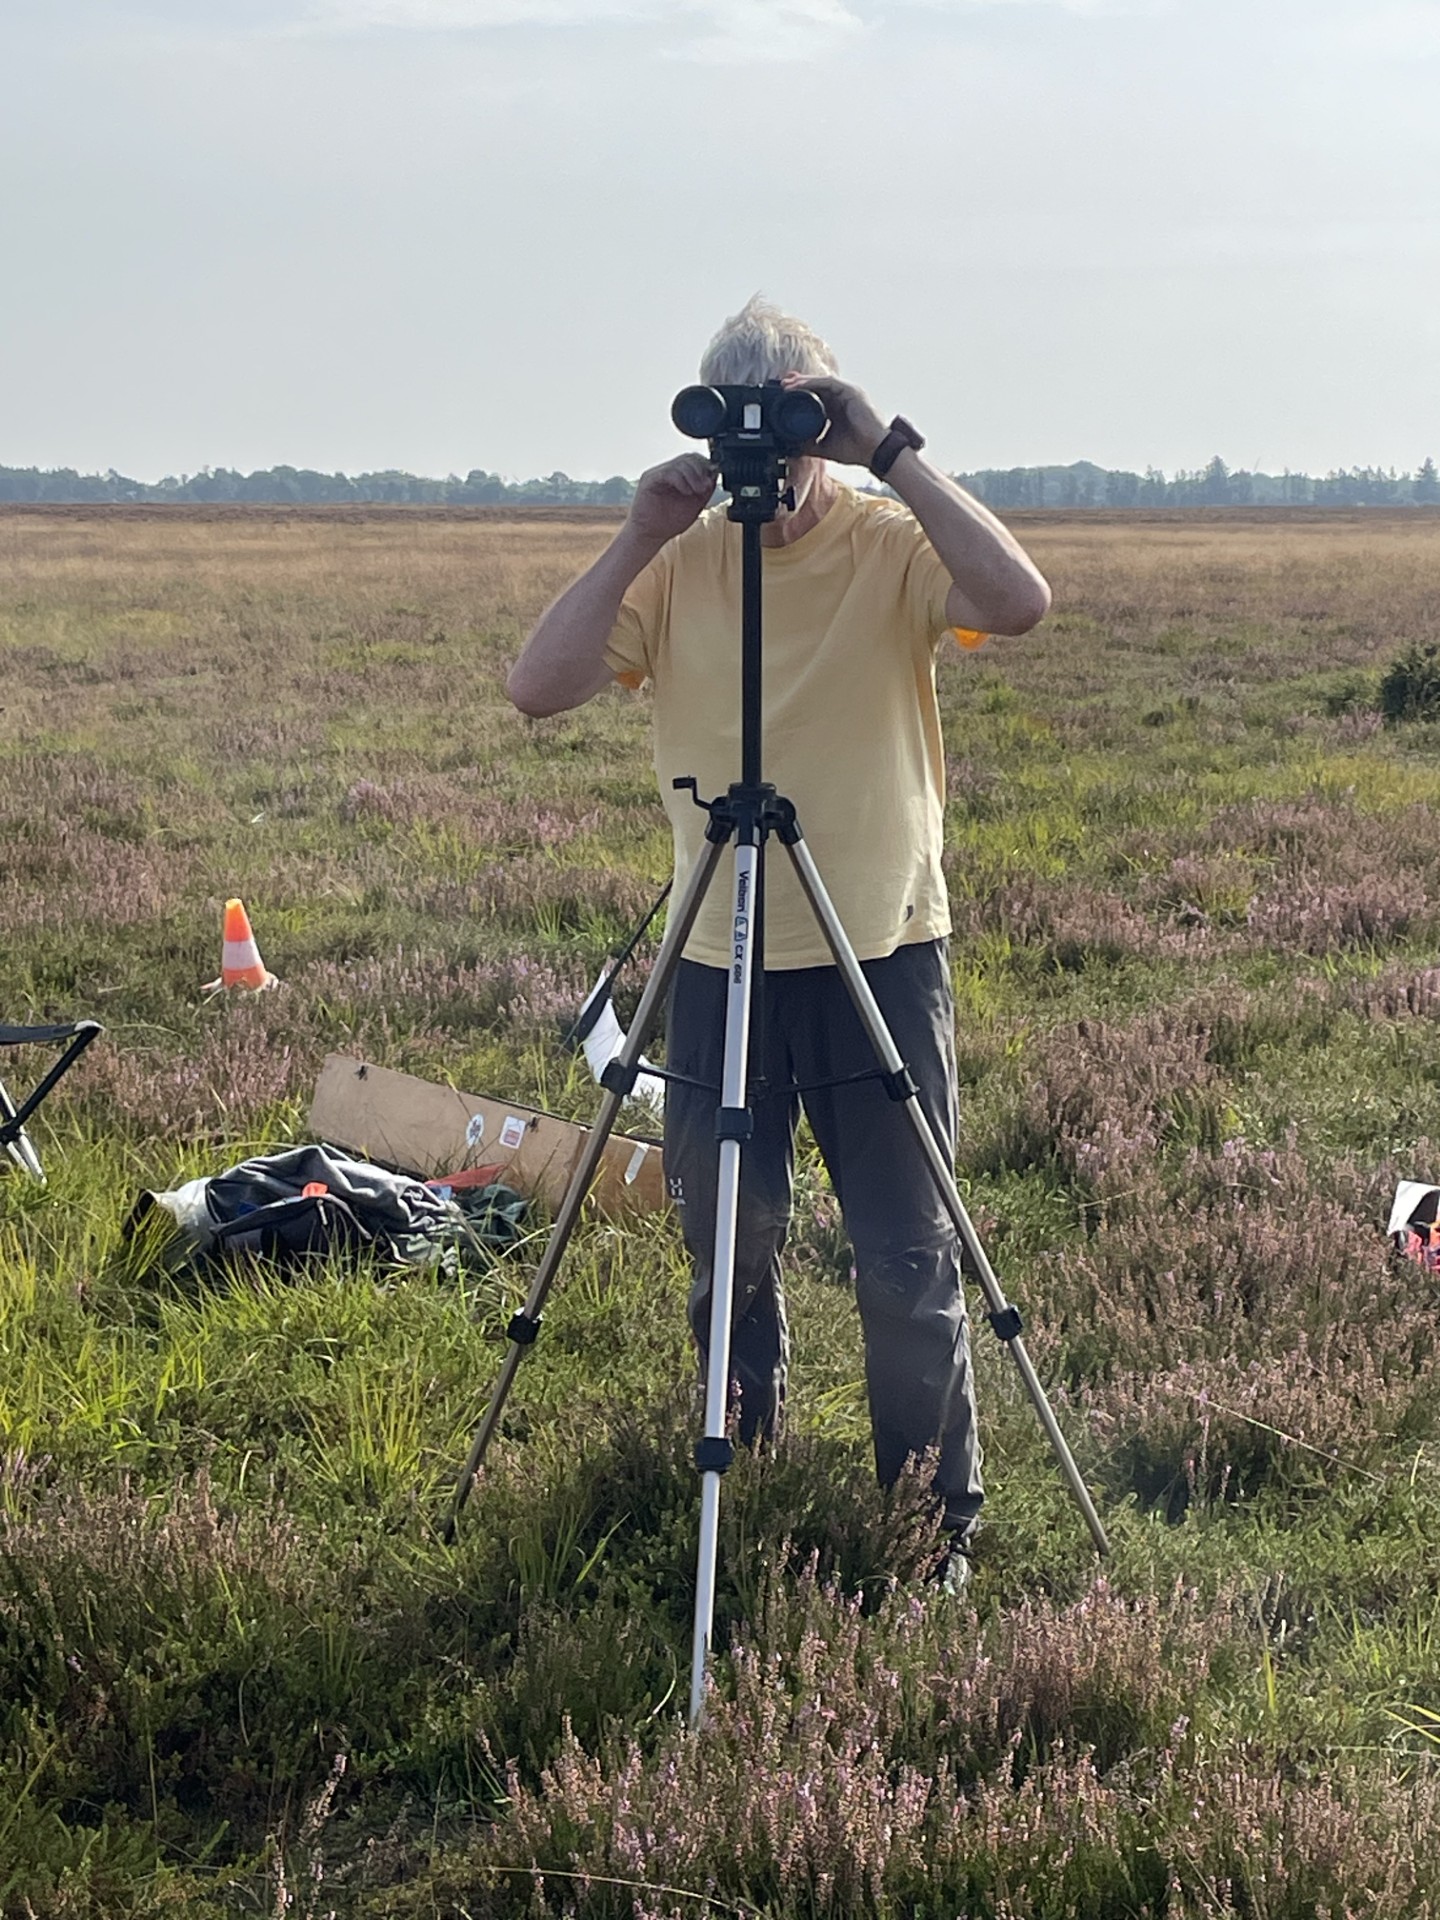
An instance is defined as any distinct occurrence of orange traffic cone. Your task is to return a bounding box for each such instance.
[203,898,280,992]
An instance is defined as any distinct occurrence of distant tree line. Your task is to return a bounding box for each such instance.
[0,465,636,506]
[954,455,1440,509]
[1,454,1438,509]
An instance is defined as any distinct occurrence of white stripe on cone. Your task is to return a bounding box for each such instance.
[222,935,266,978]
[203,921,280,992]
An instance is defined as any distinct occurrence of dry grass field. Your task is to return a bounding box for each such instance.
[5,503,1440,1917]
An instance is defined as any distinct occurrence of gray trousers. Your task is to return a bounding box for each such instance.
[664,938,983,1538]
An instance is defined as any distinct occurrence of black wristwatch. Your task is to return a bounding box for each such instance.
[868,416,926,479]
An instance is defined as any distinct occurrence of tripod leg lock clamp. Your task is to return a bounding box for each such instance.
[694,1437,734,1474]
[715,1107,754,1142]
[988,1305,1025,1342]
[600,1058,639,1098]
[881,1067,919,1102]
[507,1310,543,1346]
[769,799,803,846]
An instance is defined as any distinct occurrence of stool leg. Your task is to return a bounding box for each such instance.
[0,1079,46,1183]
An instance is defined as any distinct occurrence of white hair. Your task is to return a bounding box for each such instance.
[699,294,839,385]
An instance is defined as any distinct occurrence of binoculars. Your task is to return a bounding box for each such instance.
[671,381,829,523]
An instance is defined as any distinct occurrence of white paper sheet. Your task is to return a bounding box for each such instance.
[1388,1179,1440,1237]
[577,974,666,1113]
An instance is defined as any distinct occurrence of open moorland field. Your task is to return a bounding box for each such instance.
[5,504,1440,1917]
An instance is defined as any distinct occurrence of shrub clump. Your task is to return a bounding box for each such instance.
[1380,642,1440,722]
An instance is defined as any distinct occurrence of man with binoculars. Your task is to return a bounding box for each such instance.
[507,296,1051,1583]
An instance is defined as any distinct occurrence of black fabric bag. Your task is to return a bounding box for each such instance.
[205,1189,375,1265]
[130,1144,461,1275]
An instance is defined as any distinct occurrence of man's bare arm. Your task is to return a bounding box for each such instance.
[886,450,1052,636]
[506,453,716,718]
[506,524,662,717]
[783,374,1052,636]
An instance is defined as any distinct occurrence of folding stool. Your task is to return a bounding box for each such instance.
[0,1021,103,1183]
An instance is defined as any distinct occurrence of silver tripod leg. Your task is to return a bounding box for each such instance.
[689,835,761,1727]
[782,835,1110,1559]
[0,1081,46,1183]
[446,835,727,1540]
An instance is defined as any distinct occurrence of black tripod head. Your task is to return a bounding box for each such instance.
[672,381,828,524]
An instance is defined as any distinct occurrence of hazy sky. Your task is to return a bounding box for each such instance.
[3,0,1437,481]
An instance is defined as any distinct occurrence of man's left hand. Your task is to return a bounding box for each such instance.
[780,372,890,469]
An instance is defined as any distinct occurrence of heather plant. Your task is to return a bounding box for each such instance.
[1136,850,1257,931]
[410,1567,1249,1919]
[1226,797,1440,956]
[1037,1123,1440,1509]
[968,1001,1237,1235]
[6,507,1440,1915]
[402,1589,1440,1920]
[953,873,1216,971]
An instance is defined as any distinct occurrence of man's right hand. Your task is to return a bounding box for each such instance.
[626,453,717,546]
[508,452,714,718]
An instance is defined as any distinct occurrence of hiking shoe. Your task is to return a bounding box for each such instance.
[934,1542,972,1596]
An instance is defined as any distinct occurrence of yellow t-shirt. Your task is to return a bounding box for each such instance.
[604,485,982,971]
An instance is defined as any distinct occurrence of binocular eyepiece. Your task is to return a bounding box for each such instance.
[671,381,828,454]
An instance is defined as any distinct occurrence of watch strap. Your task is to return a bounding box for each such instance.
[869,416,925,479]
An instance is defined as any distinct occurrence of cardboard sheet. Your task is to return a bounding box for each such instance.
[309,1054,667,1217]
